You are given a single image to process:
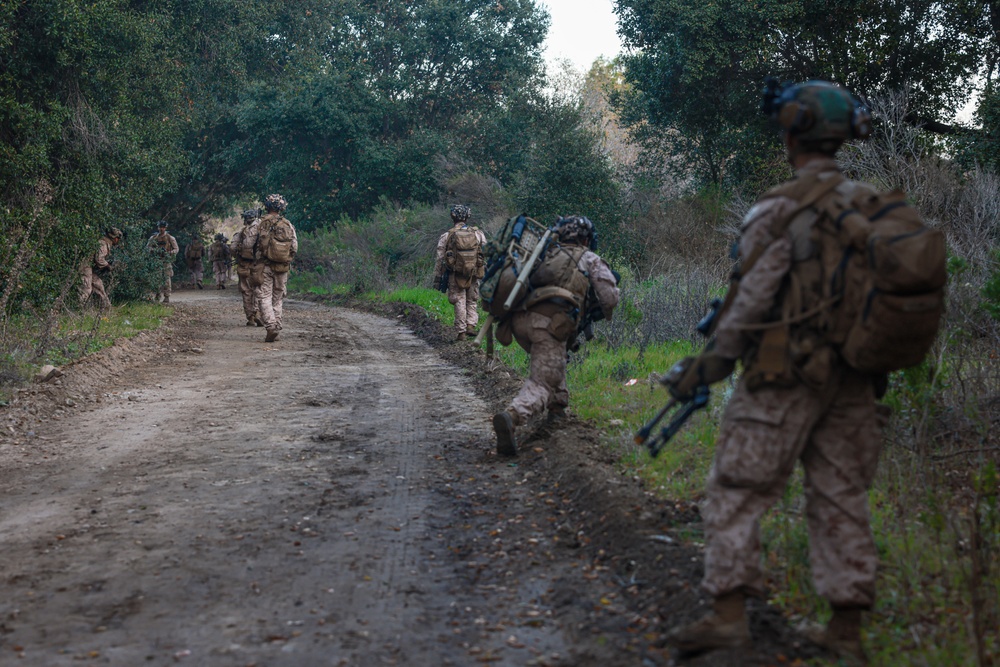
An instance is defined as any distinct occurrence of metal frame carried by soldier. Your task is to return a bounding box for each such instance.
[491,215,620,457]
[658,79,946,664]
[434,204,487,341]
[146,220,179,304]
[78,227,123,309]
[253,194,298,343]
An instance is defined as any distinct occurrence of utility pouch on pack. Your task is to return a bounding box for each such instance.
[545,311,578,342]
[248,263,266,288]
[236,264,250,278]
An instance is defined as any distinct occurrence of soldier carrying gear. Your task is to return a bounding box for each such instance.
[79,228,122,309]
[256,193,298,342]
[661,80,943,663]
[185,234,206,289]
[492,214,619,456]
[146,220,179,303]
[232,208,263,326]
[434,204,486,341]
[210,233,232,290]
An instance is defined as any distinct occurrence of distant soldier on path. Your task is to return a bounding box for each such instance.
[232,209,262,326]
[493,216,619,455]
[78,228,122,309]
[434,205,487,341]
[146,220,179,303]
[210,233,232,290]
[256,194,298,343]
[185,235,205,289]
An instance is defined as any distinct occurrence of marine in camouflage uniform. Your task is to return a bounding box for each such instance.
[231,209,262,326]
[185,237,205,289]
[146,221,179,303]
[210,233,231,289]
[79,228,122,308]
[433,204,487,340]
[662,81,881,663]
[256,194,298,342]
[493,216,619,456]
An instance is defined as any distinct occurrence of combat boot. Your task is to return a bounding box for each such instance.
[246,319,256,327]
[493,410,517,457]
[455,332,466,342]
[799,608,866,665]
[465,327,477,337]
[197,281,203,289]
[254,316,265,327]
[665,591,751,653]
[264,329,279,343]
[162,296,169,304]
[546,406,567,423]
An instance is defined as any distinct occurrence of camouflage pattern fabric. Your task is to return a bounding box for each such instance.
[703,157,882,609]
[435,223,487,334]
[257,263,289,331]
[147,231,178,299]
[702,371,880,607]
[506,249,619,423]
[78,236,114,308]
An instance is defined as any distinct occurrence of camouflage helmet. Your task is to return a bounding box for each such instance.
[264,194,287,212]
[214,232,225,241]
[241,208,258,221]
[450,204,471,222]
[554,215,597,249]
[105,228,123,240]
[762,79,872,144]
[157,220,167,229]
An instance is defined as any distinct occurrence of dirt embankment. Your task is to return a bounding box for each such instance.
[0,291,819,666]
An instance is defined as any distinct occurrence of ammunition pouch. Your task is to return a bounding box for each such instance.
[743,325,797,392]
[248,263,266,288]
[495,317,514,346]
[236,264,251,278]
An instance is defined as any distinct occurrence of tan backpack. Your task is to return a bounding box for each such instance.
[741,172,946,384]
[259,216,295,271]
[445,227,484,285]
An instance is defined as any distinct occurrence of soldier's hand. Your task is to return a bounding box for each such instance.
[660,352,735,401]
[432,276,442,291]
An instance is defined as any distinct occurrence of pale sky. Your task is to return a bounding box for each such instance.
[541,0,623,72]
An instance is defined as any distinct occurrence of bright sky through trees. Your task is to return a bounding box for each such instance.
[541,0,623,71]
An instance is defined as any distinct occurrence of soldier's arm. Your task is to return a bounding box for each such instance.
[168,236,179,255]
[582,252,620,320]
[94,241,111,269]
[289,222,298,255]
[433,232,448,277]
[713,197,796,360]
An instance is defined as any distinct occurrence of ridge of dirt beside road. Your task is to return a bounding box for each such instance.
[0,291,825,666]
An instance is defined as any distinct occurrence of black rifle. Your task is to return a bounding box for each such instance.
[634,385,711,458]
[436,269,451,294]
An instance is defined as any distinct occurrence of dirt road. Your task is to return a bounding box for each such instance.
[0,291,815,666]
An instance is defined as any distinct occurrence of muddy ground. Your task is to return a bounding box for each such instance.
[0,290,823,666]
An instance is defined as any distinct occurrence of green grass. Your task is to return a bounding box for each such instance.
[1,302,171,399]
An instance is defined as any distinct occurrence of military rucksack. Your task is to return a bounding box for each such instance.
[258,215,295,271]
[445,226,484,285]
[743,171,946,384]
[186,241,203,260]
[211,241,230,261]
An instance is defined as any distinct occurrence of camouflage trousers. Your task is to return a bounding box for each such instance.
[188,262,203,285]
[507,311,569,424]
[236,262,257,321]
[155,264,174,299]
[78,268,110,309]
[702,369,881,608]
[257,264,289,331]
[213,260,227,286]
[447,278,480,334]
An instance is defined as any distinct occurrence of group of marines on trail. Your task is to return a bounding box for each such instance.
[72,78,948,665]
[78,193,299,343]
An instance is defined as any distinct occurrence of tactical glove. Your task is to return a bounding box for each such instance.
[660,352,736,401]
